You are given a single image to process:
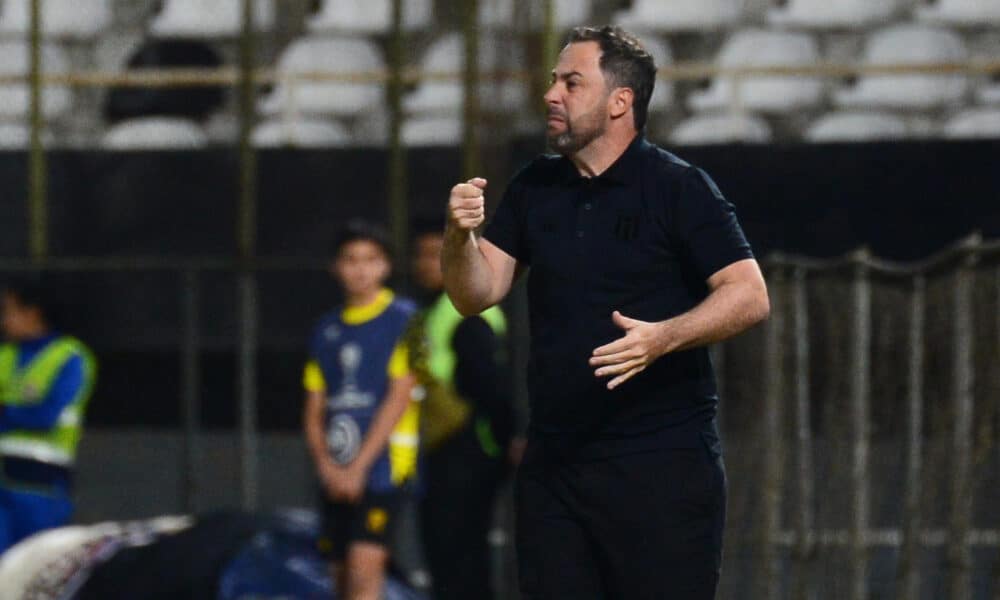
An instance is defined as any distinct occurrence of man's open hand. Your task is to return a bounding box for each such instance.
[590,311,671,390]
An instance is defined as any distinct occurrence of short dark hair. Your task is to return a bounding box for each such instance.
[332,219,393,258]
[410,215,445,244]
[3,276,61,330]
[567,26,657,132]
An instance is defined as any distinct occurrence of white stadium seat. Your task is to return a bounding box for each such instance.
[0,123,54,149]
[942,108,1000,139]
[401,115,463,146]
[307,0,433,34]
[613,0,742,32]
[0,0,111,38]
[668,113,773,145]
[768,0,900,29]
[525,0,594,29]
[805,111,910,142]
[259,36,384,117]
[642,36,675,114]
[688,30,823,114]
[404,33,527,115]
[102,117,209,150]
[979,85,1000,104]
[834,25,968,110]
[150,0,275,37]
[0,42,72,119]
[917,0,1000,26]
[252,118,353,148]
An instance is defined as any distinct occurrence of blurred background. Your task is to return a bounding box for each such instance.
[0,0,998,598]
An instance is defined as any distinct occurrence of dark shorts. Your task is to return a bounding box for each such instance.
[318,491,402,562]
[515,436,727,600]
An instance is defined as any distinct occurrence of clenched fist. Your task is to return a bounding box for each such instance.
[447,177,488,233]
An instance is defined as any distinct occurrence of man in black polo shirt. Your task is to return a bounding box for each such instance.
[441,26,770,599]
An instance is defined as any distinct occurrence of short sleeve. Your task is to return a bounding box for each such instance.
[303,360,326,392]
[483,180,529,263]
[673,168,754,280]
[386,343,410,379]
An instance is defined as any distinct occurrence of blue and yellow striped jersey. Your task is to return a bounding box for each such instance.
[304,289,419,492]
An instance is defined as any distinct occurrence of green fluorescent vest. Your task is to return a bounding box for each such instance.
[425,294,507,386]
[0,336,97,467]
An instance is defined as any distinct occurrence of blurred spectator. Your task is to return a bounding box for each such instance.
[104,39,225,124]
[0,278,96,554]
[408,218,514,600]
[301,220,419,599]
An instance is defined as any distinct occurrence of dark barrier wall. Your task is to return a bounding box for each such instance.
[0,140,997,428]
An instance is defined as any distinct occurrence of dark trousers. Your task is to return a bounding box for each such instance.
[421,427,506,600]
[515,439,727,600]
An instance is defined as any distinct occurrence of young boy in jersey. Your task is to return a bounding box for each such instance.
[302,220,419,600]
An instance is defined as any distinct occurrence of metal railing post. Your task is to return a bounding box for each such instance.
[848,257,872,600]
[28,0,47,263]
[898,274,926,600]
[759,266,784,599]
[237,0,260,511]
[947,252,976,600]
[461,0,481,180]
[386,0,408,283]
[791,267,815,600]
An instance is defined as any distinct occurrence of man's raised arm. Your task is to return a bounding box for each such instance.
[441,177,519,315]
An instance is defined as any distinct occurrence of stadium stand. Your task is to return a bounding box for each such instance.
[833,25,969,110]
[687,29,824,114]
[252,117,353,147]
[641,35,675,115]
[526,0,594,29]
[942,106,1000,138]
[101,117,209,149]
[403,33,527,115]
[767,0,901,29]
[0,122,54,149]
[400,115,464,146]
[150,0,275,38]
[916,0,1000,26]
[804,111,911,142]
[613,0,743,32]
[667,112,774,145]
[0,0,111,38]
[259,36,385,117]
[306,0,433,34]
[0,41,72,119]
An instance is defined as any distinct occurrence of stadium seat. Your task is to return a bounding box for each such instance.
[804,111,910,142]
[834,25,968,110]
[0,0,111,38]
[688,30,823,114]
[259,36,384,117]
[979,85,1000,104]
[768,0,900,29]
[525,0,594,29]
[252,118,353,147]
[642,36,674,113]
[0,42,72,119]
[942,108,1000,138]
[401,115,463,146]
[351,107,391,146]
[917,0,1000,26]
[307,0,433,34]
[150,0,275,37]
[404,33,527,115]
[668,113,773,145]
[101,117,209,150]
[0,123,54,149]
[613,0,741,32]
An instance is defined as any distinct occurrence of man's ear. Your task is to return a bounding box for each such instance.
[608,87,634,120]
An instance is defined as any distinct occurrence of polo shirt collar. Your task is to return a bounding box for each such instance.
[556,133,647,186]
